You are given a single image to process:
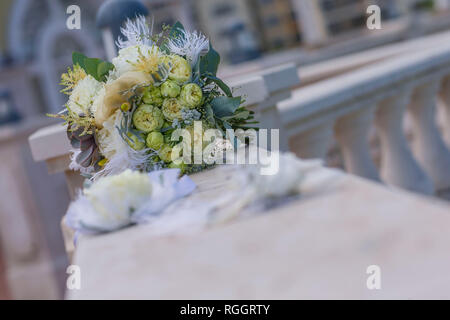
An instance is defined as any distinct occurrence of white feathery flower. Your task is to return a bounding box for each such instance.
[166,29,209,67]
[65,169,196,233]
[67,75,102,115]
[116,15,154,50]
[94,110,154,180]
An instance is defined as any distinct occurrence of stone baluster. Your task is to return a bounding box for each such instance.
[231,64,299,152]
[408,80,450,191]
[334,107,380,181]
[258,63,300,151]
[288,121,334,159]
[439,76,450,147]
[375,90,434,194]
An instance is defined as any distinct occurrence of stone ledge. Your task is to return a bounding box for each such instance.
[67,166,450,299]
[28,124,70,162]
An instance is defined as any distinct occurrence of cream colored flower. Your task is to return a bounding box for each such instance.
[111,45,160,78]
[83,169,153,230]
[95,71,153,127]
[91,85,106,116]
[67,75,102,115]
[97,110,127,160]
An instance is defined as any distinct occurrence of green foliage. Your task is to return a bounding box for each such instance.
[205,74,232,97]
[160,21,186,54]
[210,96,241,118]
[200,44,220,77]
[72,52,114,82]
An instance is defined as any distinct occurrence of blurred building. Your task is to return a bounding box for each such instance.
[250,0,301,51]
[0,0,104,116]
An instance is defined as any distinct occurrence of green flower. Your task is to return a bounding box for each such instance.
[180,83,203,108]
[162,98,183,121]
[168,161,186,173]
[158,144,173,163]
[166,55,191,84]
[146,131,164,150]
[161,80,181,98]
[132,104,164,133]
[142,86,163,107]
[126,132,145,150]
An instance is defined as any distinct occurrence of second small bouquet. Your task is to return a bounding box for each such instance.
[51,16,256,180]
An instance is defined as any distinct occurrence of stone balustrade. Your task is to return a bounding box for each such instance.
[279,43,450,195]
[230,63,300,151]
[221,29,450,85]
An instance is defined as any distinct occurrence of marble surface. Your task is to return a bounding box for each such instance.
[67,165,450,299]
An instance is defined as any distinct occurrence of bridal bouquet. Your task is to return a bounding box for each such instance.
[51,16,256,180]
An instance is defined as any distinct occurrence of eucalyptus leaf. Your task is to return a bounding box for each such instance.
[206,75,232,97]
[200,44,220,77]
[211,96,241,118]
[204,103,215,125]
[222,110,250,121]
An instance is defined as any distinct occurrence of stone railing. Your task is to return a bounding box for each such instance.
[220,28,450,84]
[68,160,450,299]
[230,63,300,151]
[279,43,450,195]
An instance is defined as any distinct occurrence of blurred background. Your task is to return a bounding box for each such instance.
[1,0,450,299]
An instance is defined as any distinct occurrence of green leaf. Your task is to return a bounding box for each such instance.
[200,44,220,77]
[204,103,215,125]
[160,21,185,53]
[192,57,201,84]
[170,21,185,39]
[72,52,86,69]
[84,58,101,80]
[71,51,114,82]
[211,96,241,118]
[221,110,250,121]
[206,75,232,97]
[97,61,114,82]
